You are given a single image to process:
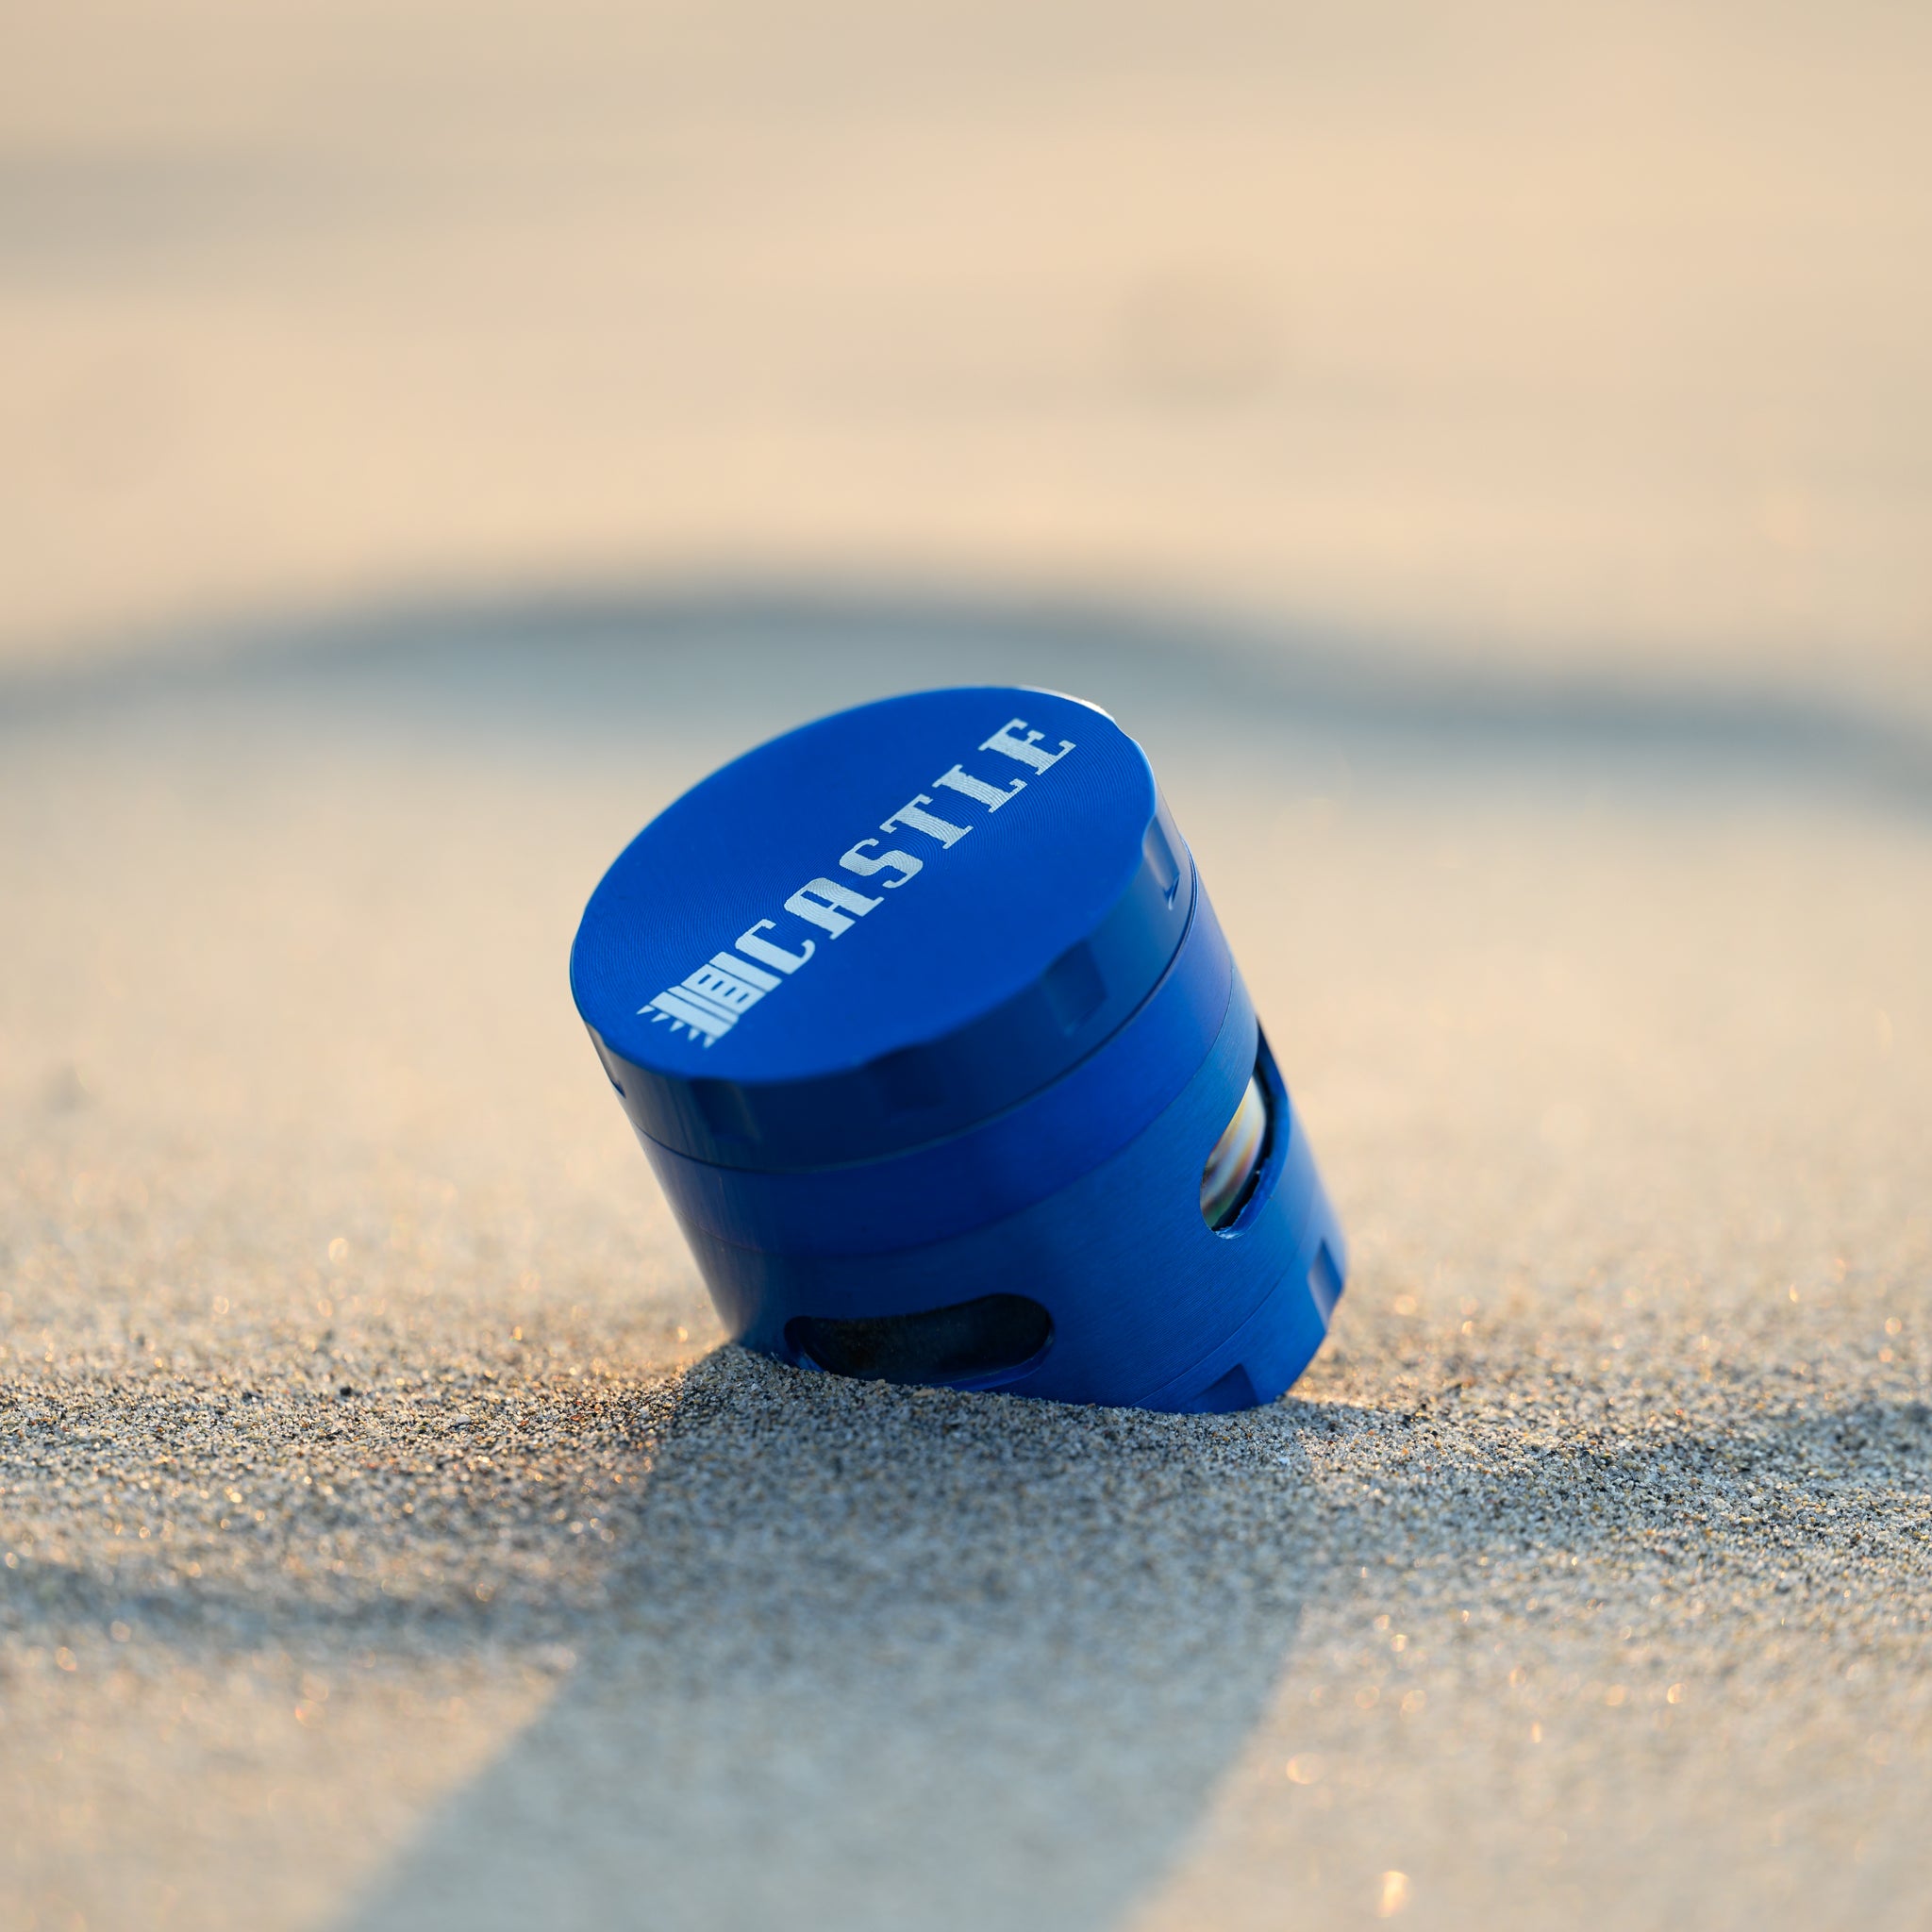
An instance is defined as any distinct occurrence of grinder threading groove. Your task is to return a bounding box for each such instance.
[570,687,1346,1412]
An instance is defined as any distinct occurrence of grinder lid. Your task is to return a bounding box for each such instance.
[570,686,1194,1171]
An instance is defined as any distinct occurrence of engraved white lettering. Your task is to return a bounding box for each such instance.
[784,877,885,938]
[881,795,973,847]
[932,763,1024,810]
[840,839,924,887]
[641,713,1077,1044]
[736,921,815,974]
[980,717,1074,773]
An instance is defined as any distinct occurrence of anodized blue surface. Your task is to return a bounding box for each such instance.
[572,687,1192,1171]
[570,684,1348,1412]
[676,972,1348,1413]
[638,883,1235,1257]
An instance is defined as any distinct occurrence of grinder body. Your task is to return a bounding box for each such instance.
[570,687,1345,1413]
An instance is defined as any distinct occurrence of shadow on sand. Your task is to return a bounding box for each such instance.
[11,576,1932,825]
[341,1349,1366,1932]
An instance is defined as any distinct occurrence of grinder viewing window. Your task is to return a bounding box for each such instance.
[570,687,1346,1413]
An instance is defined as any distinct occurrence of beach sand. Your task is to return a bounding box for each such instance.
[7,0,1932,718]
[3,610,1927,1929]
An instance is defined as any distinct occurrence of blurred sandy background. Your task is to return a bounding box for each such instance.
[4,8,1931,1932]
[5,0,1930,706]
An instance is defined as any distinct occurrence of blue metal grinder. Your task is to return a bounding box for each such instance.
[570,687,1346,1412]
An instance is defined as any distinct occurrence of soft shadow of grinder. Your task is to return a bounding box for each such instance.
[571,688,1345,1412]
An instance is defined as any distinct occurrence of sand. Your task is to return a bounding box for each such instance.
[2,607,1927,1930]
[7,0,1932,717]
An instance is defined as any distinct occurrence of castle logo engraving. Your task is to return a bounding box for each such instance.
[642,715,1075,1045]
